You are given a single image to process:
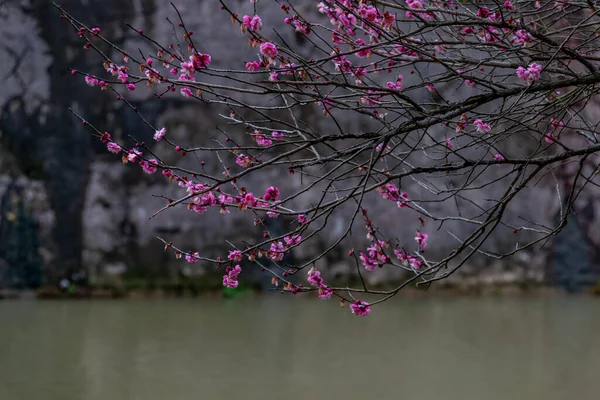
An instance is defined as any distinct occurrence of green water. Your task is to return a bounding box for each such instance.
[0,296,599,400]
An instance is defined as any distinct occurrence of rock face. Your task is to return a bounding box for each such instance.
[0,0,598,289]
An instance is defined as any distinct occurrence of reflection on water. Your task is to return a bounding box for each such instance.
[1,296,599,400]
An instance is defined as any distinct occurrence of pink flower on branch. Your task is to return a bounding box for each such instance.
[260,42,278,59]
[350,300,371,316]
[106,142,121,154]
[473,119,491,133]
[516,63,542,83]
[223,265,242,288]
[153,127,166,141]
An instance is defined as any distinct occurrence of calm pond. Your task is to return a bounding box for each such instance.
[1,296,599,400]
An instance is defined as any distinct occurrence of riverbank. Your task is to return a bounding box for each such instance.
[2,282,599,300]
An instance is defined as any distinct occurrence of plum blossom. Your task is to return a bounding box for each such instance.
[140,159,158,174]
[242,15,263,32]
[185,252,200,263]
[318,285,333,300]
[268,241,286,262]
[260,42,278,58]
[376,183,410,208]
[228,250,243,262]
[516,63,542,83]
[394,249,423,270]
[223,265,242,288]
[238,192,257,211]
[126,149,142,163]
[256,135,272,146]
[284,234,302,247]
[386,74,403,90]
[272,131,284,140]
[473,119,491,133]
[350,300,371,316]
[154,127,166,141]
[307,266,323,286]
[545,132,558,143]
[246,61,261,71]
[307,267,333,300]
[298,214,308,224]
[236,154,253,168]
[415,231,428,252]
[514,30,533,47]
[84,76,99,86]
[180,87,193,97]
[263,186,280,201]
[107,142,121,154]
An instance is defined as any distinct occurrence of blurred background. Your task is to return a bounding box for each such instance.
[1,1,600,399]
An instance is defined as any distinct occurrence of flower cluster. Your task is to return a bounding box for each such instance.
[516,63,542,83]
[223,265,242,288]
[307,267,333,300]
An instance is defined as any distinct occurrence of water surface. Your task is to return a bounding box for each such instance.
[1,296,599,400]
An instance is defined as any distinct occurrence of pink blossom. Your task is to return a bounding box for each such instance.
[516,63,542,83]
[386,74,403,90]
[256,136,273,146]
[117,70,129,83]
[545,132,558,144]
[190,53,211,69]
[223,265,242,288]
[185,252,200,263]
[415,231,428,252]
[445,138,453,150]
[406,0,423,10]
[236,154,253,168]
[397,192,410,208]
[263,186,280,201]
[473,119,491,133]
[298,214,308,224]
[284,234,302,247]
[359,252,379,271]
[84,76,99,86]
[350,300,371,316]
[246,61,261,71]
[242,15,262,32]
[514,30,532,47]
[260,42,278,58]
[504,1,514,10]
[126,83,136,91]
[154,127,166,141]
[127,149,142,163]
[272,131,284,140]
[307,266,323,286]
[140,159,158,174]
[107,142,121,154]
[235,192,257,212]
[354,39,371,58]
[494,154,505,161]
[318,285,333,300]
[180,87,193,97]
[268,241,286,262]
[228,250,243,262]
